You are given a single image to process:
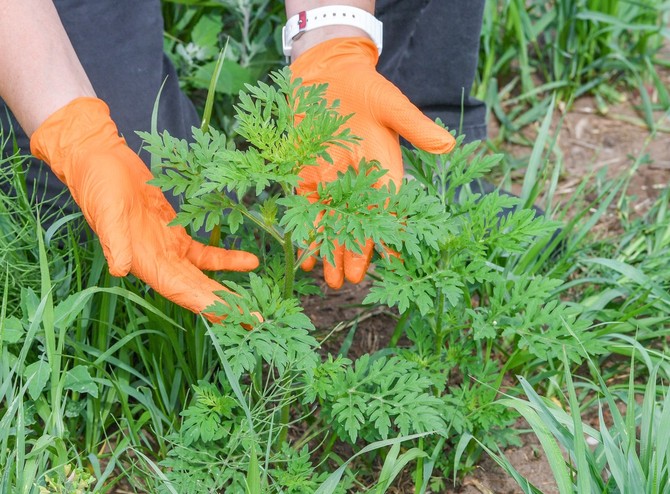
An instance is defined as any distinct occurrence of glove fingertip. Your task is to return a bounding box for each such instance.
[202,310,224,325]
[226,252,260,272]
[301,255,317,272]
[324,261,345,290]
[344,264,369,284]
[343,241,374,284]
[238,310,264,331]
[204,307,263,330]
[253,311,264,322]
[425,128,457,154]
[325,272,345,290]
[187,242,260,272]
[322,242,346,289]
[102,242,132,277]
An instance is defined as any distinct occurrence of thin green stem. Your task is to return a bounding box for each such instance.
[252,353,263,406]
[434,252,450,354]
[389,311,410,347]
[277,230,296,446]
[208,224,222,247]
[321,431,338,459]
[277,403,290,446]
[434,288,445,355]
[283,232,295,300]
[293,422,326,451]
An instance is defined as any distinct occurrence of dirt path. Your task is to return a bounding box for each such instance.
[515,93,670,237]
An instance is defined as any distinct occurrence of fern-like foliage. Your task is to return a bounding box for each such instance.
[269,444,351,494]
[179,381,237,446]
[359,134,606,473]
[160,375,250,493]
[279,161,451,264]
[306,354,448,444]
[139,67,356,236]
[139,64,605,490]
[207,273,319,378]
[366,136,603,363]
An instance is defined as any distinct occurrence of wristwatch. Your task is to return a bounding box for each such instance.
[282,6,383,58]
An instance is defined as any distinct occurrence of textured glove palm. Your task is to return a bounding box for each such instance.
[30,97,259,320]
[291,37,456,289]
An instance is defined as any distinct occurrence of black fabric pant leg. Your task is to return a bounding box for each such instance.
[376,0,487,142]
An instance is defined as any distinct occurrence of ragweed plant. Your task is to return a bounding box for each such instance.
[139,65,611,491]
[360,137,609,481]
[140,67,453,491]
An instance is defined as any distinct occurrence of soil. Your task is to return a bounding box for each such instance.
[301,70,670,492]
[504,93,670,238]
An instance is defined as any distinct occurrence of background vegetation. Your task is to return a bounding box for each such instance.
[1,0,669,492]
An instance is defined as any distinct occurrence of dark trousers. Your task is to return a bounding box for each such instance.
[377,0,487,142]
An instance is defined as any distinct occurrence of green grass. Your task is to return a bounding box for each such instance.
[0,147,254,491]
[478,0,670,142]
[468,344,670,493]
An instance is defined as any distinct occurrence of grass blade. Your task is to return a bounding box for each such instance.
[315,432,434,494]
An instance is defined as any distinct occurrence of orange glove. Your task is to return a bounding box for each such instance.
[291,37,456,289]
[30,97,260,320]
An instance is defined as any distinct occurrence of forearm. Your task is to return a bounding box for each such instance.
[0,0,95,136]
[285,0,376,60]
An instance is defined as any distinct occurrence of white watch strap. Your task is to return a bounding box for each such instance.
[282,6,383,57]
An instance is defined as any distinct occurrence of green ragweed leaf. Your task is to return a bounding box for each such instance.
[180,381,237,446]
[309,354,448,444]
[207,274,318,378]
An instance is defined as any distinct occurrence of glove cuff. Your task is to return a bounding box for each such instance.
[30,97,120,182]
[290,37,379,76]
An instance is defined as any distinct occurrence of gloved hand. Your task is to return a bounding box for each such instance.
[30,97,260,321]
[290,37,456,289]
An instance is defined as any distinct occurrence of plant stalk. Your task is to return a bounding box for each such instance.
[277,231,296,446]
[414,437,425,490]
[283,232,295,299]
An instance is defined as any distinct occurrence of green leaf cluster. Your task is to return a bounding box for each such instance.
[207,273,319,379]
[367,136,602,363]
[143,67,446,278]
[360,135,606,473]
[279,162,451,264]
[269,444,350,494]
[140,65,602,490]
[307,354,448,444]
[160,372,253,493]
[179,381,237,446]
[40,464,95,494]
[140,68,354,230]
